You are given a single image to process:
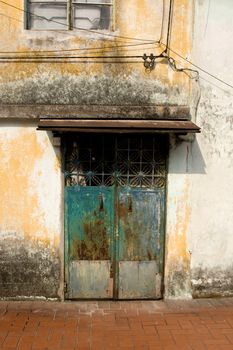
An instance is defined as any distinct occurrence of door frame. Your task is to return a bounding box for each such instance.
[62,133,169,300]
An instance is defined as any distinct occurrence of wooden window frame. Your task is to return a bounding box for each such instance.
[25,0,114,31]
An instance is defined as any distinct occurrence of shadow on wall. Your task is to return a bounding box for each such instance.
[168,135,206,175]
[45,130,206,176]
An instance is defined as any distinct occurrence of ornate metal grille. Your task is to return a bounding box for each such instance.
[64,134,167,188]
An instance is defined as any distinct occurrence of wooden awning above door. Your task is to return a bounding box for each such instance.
[37,118,200,134]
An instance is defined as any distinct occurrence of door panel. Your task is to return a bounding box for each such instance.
[117,188,165,299]
[118,261,160,299]
[65,186,114,299]
[69,261,112,298]
[64,134,167,300]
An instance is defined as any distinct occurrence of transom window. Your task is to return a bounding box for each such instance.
[64,134,167,188]
[26,0,113,30]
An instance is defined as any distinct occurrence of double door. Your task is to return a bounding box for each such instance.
[64,134,167,299]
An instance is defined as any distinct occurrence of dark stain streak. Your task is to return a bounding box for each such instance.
[71,214,110,261]
[119,199,155,261]
[0,72,187,106]
[192,267,233,298]
[119,201,136,259]
[0,237,60,299]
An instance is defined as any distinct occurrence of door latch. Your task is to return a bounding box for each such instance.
[99,194,104,211]
[127,196,132,212]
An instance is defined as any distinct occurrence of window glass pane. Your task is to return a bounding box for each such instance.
[74,0,112,4]
[73,4,111,30]
[29,2,67,29]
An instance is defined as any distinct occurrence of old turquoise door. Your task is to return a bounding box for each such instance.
[64,134,167,299]
[117,188,165,299]
[65,187,114,298]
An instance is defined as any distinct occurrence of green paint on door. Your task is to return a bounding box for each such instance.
[64,134,167,299]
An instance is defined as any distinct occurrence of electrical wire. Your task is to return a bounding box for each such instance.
[0,60,144,64]
[1,47,233,91]
[0,41,159,55]
[160,43,233,89]
[158,0,165,44]
[157,0,198,79]
[0,55,143,60]
[0,0,162,55]
[0,1,232,90]
[165,0,173,54]
[165,55,199,79]
[0,0,156,43]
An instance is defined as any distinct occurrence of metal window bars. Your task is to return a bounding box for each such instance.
[65,135,167,189]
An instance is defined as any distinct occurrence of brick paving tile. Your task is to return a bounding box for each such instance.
[2,336,20,349]
[1,298,233,349]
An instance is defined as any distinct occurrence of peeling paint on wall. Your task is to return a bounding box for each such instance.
[0,0,207,300]
[0,0,192,110]
[165,142,192,299]
[188,0,233,299]
[0,237,60,298]
[0,125,62,298]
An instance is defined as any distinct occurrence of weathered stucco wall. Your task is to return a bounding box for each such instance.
[0,0,192,111]
[1,0,232,300]
[0,121,62,299]
[165,0,233,298]
[165,138,193,298]
[189,0,233,297]
[0,0,196,299]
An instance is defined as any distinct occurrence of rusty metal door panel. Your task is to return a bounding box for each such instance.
[118,261,161,299]
[117,188,165,299]
[65,186,114,299]
[69,261,112,298]
[64,134,167,300]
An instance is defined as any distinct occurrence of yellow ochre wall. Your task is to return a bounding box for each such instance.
[0,0,192,106]
[0,0,194,299]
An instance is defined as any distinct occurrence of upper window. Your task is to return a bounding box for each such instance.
[26,0,113,30]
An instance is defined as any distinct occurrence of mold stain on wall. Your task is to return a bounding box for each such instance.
[0,0,192,107]
[0,128,61,298]
[0,0,195,299]
[0,71,189,106]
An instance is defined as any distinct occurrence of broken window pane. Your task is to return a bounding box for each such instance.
[74,0,112,3]
[73,4,111,30]
[27,0,112,30]
[29,2,67,29]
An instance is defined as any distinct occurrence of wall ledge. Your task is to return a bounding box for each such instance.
[0,104,191,120]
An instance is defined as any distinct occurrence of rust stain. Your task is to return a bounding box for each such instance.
[119,201,136,259]
[119,197,156,261]
[71,216,110,261]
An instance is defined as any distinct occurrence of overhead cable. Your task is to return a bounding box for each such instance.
[164,0,173,53]
[0,1,232,89]
[0,0,156,43]
[0,41,159,55]
[160,43,233,89]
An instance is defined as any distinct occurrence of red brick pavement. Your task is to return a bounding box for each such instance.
[0,298,233,349]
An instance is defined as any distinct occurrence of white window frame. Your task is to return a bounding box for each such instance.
[25,0,114,31]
